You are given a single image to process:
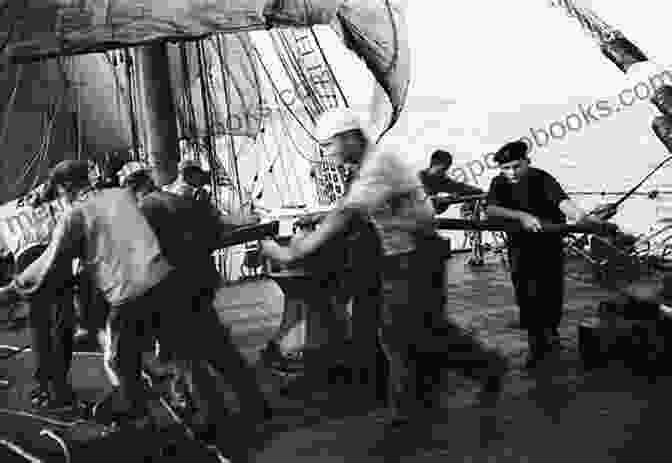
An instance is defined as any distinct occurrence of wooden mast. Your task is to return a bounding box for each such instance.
[132,44,180,187]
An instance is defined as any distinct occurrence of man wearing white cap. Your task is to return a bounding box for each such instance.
[262,108,507,425]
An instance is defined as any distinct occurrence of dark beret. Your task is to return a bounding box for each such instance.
[493,140,530,165]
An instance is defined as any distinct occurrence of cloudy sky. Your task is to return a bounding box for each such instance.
[327,0,672,231]
[381,1,672,190]
[251,1,672,231]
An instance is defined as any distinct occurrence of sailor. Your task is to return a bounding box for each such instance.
[120,164,270,458]
[2,173,85,410]
[419,149,485,214]
[0,159,175,423]
[261,108,507,424]
[16,244,77,410]
[163,158,211,203]
[485,140,605,368]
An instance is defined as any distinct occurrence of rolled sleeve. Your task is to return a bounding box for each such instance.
[13,208,83,300]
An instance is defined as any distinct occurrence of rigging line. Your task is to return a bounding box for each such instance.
[270,31,321,120]
[568,191,672,196]
[237,33,264,131]
[269,118,301,203]
[0,63,23,173]
[0,409,86,428]
[13,88,63,193]
[252,44,319,143]
[259,135,286,205]
[277,30,325,120]
[28,88,63,189]
[214,35,254,132]
[73,82,82,160]
[611,155,672,209]
[213,35,244,202]
[272,30,324,121]
[272,113,307,201]
[123,48,140,157]
[0,437,44,463]
[196,41,219,204]
[275,98,321,162]
[309,27,349,108]
[180,43,198,139]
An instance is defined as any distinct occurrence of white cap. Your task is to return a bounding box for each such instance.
[117,161,150,186]
[314,108,364,142]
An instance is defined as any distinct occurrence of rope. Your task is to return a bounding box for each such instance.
[278,30,325,117]
[549,0,617,43]
[213,35,244,203]
[271,31,321,122]
[252,44,319,142]
[0,409,87,428]
[39,429,70,463]
[0,438,44,463]
[309,27,349,108]
[0,345,103,360]
[123,48,140,159]
[568,191,672,196]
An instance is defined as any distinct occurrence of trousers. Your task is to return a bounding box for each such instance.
[17,246,75,391]
[507,236,565,341]
[156,279,268,440]
[378,246,506,415]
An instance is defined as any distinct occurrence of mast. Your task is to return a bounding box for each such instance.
[132,44,180,187]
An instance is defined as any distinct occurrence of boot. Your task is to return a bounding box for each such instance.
[525,332,550,370]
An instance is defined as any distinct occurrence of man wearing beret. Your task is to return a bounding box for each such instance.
[485,140,605,368]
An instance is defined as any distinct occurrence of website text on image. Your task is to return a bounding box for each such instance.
[448,68,672,188]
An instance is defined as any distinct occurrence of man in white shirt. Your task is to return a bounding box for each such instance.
[262,109,507,425]
[0,160,176,422]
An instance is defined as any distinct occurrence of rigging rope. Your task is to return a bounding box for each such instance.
[123,48,140,159]
[251,44,318,143]
[549,0,618,43]
[213,35,244,203]
[0,63,23,175]
[259,135,287,205]
[309,27,349,108]
[277,31,324,116]
[270,31,321,122]
[265,115,297,203]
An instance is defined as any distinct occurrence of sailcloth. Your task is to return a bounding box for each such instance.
[0,0,409,136]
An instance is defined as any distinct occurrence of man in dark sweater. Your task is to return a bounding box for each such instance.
[121,166,269,460]
[419,149,484,214]
[485,140,604,368]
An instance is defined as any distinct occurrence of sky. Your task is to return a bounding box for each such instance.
[248,1,672,233]
[402,2,672,180]
[324,0,672,233]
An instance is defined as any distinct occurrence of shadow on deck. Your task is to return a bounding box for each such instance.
[0,253,667,462]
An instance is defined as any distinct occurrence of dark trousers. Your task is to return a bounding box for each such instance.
[106,276,177,415]
[507,237,565,351]
[17,247,75,392]
[75,270,109,336]
[29,291,75,390]
[157,284,267,434]
[379,247,506,415]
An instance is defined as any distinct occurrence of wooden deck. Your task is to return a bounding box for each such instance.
[0,252,668,462]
